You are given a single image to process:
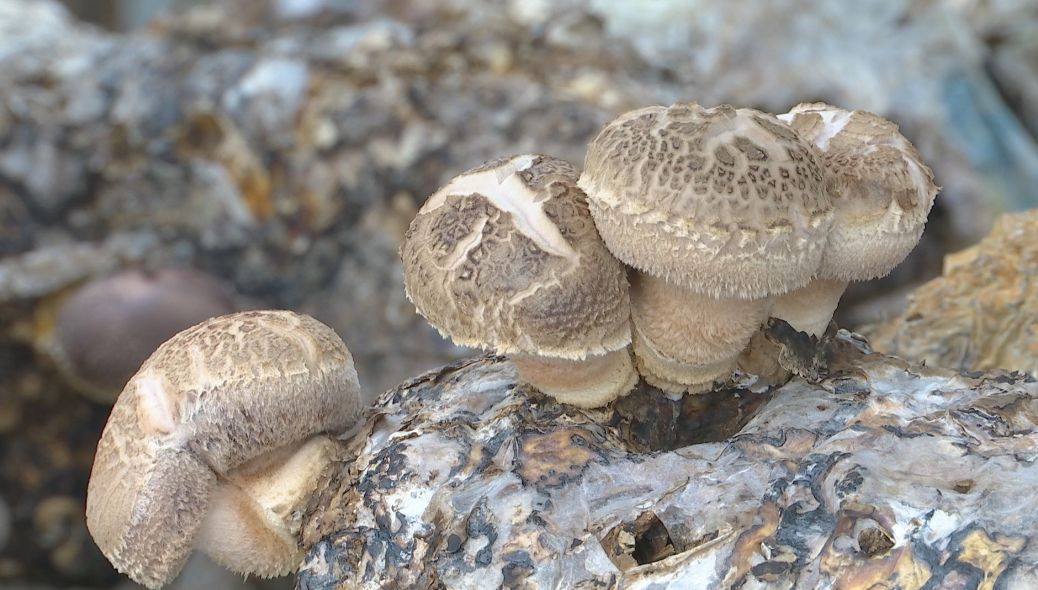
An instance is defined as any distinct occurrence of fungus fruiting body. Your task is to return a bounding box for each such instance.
[772,103,939,336]
[579,103,833,393]
[195,436,340,577]
[85,310,363,589]
[51,268,236,402]
[630,273,774,392]
[401,154,636,407]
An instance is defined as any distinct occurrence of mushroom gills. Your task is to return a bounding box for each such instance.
[629,274,771,394]
[510,348,638,408]
[196,436,341,578]
[769,278,848,337]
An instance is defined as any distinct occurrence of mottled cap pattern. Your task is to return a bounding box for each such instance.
[780,102,938,281]
[579,103,834,299]
[401,154,630,359]
[85,310,362,589]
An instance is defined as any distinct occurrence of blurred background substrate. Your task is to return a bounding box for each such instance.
[1,0,1036,587]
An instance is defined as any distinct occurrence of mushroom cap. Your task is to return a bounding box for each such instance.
[779,102,938,282]
[401,154,630,360]
[579,103,834,299]
[54,268,236,401]
[85,310,362,589]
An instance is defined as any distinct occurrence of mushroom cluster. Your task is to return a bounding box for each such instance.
[402,102,937,403]
[84,100,936,590]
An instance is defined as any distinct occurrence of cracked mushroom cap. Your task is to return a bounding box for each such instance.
[779,102,938,281]
[401,154,630,359]
[85,310,362,589]
[579,103,834,299]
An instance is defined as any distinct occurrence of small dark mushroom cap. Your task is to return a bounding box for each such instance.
[401,154,630,360]
[85,310,362,589]
[779,102,939,281]
[54,268,235,401]
[579,103,834,299]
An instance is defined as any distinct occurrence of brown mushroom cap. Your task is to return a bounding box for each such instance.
[779,102,938,282]
[85,310,362,589]
[401,154,630,359]
[53,268,236,401]
[579,103,833,299]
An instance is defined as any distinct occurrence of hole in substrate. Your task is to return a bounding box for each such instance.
[610,382,772,453]
[609,319,836,453]
[857,527,895,557]
[600,512,677,570]
[631,514,677,565]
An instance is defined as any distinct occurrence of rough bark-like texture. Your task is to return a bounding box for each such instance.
[298,332,1038,589]
[866,210,1038,377]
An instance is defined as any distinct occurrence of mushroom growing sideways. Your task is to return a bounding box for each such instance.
[85,310,363,589]
[771,103,939,336]
[579,103,834,394]
[400,154,636,408]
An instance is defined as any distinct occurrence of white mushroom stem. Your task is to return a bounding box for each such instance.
[769,279,848,337]
[196,436,341,579]
[632,328,738,395]
[510,348,638,408]
[629,274,771,394]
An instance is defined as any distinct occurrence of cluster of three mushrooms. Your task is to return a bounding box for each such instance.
[402,103,937,403]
